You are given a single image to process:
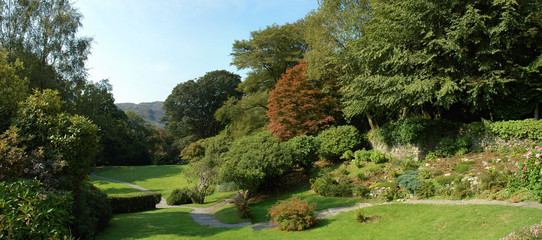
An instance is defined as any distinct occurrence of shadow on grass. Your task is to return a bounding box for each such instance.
[97,208,246,240]
[93,165,188,184]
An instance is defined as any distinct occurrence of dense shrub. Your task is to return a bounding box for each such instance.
[71,183,112,239]
[316,125,361,161]
[397,170,423,194]
[267,197,317,231]
[310,173,353,197]
[479,169,507,191]
[233,194,251,218]
[519,146,542,201]
[108,192,161,213]
[434,137,472,158]
[0,179,72,238]
[283,135,319,169]
[434,174,463,186]
[0,179,73,240]
[220,130,293,195]
[167,188,192,205]
[486,119,542,141]
[416,181,435,199]
[374,118,459,145]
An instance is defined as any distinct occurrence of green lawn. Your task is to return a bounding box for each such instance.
[97,204,542,240]
[91,165,235,206]
[216,186,364,223]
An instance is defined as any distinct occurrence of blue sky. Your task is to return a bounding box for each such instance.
[75,0,318,103]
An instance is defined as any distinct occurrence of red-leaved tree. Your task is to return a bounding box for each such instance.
[267,60,339,141]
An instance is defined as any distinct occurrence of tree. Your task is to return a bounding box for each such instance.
[163,70,242,151]
[340,0,542,123]
[220,130,292,199]
[0,50,28,131]
[0,0,92,87]
[267,61,339,141]
[2,90,99,190]
[231,21,307,93]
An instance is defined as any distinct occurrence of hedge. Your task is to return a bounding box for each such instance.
[108,192,161,213]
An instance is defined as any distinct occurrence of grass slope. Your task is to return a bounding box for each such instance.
[97,204,542,240]
[91,165,235,207]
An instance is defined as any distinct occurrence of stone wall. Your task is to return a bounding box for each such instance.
[371,132,535,161]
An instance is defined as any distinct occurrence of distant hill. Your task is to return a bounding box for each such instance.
[116,101,165,128]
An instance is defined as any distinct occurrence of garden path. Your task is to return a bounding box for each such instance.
[91,169,542,231]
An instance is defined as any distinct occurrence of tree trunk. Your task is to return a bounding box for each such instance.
[366,112,376,130]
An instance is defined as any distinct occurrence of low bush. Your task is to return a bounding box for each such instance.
[108,192,161,213]
[416,181,435,199]
[71,183,112,239]
[267,197,317,231]
[373,118,459,145]
[310,173,353,197]
[316,125,361,162]
[435,174,462,186]
[233,194,251,218]
[283,135,319,169]
[396,170,423,194]
[486,119,542,141]
[166,188,192,205]
[0,179,73,240]
[499,221,542,240]
[519,146,542,201]
[479,169,507,192]
[452,180,473,199]
[354,210,368,223]
[352,185,370,198]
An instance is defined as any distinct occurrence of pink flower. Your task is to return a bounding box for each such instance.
[528,151,533,155]
[537,153,541,158]
[536,161,540,165]
[535,146,541,151]
[521,175,524,179]
[523,167,528,171]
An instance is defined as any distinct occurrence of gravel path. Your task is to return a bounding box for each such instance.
[91,168,542,230]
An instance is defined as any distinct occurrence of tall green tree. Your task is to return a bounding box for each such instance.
[0,50,28,131]
[338,0,542,123]
[163,70,242,151]
[231,21,307,93]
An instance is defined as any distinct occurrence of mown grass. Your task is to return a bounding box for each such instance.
[97,204,542,240]
[91,165,235,206]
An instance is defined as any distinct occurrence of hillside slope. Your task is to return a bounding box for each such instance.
[116,101,165,128]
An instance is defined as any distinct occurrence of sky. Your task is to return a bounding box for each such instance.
[75,0,319,104]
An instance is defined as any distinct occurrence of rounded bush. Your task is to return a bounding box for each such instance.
[166,188,192,205]
[316,125,361,162]
[267,197,317,231]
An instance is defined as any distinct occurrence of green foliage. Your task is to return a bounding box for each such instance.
[0,179,73,240]
[0,51,28,131]
[434,136,473,158]
[163,70,242,151]
[416,181,436,199]
[519,146,542,201]
[108,192,161,214]
[452,180,473,199]
[354,210,369,223]
[166,188,193,205]
[316,125,362,162]
[374,118,459,145]
[435,174,463,186]
[267,197,317,231]
[486,119,542,141]
[282,135,319,169]
[396,170,423,194]
[454,162,473,174]
[231,21,306,89]
[3,90,99,191]
[71,183,112,239]
[339,0,542,122]
[310,172,353,197]
[220,130,292,195]
[479,169,507,192]
[233,194,251,218]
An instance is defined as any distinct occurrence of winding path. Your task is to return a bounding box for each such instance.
[91,168,542,231]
